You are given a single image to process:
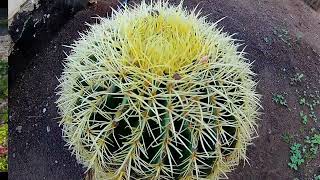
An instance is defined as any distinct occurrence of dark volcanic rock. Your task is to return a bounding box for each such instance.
[9,1,119,179]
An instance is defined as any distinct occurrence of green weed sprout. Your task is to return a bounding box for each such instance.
[56,1,261,179]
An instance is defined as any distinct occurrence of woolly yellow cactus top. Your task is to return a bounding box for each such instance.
[57,1,260,180]
[120,7,209,75]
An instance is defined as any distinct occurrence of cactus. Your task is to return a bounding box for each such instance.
[56,1,261,179]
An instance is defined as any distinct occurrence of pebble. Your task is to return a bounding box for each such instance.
[173,73,182,80]
[12,153,15,158]
[55,160,58,164]
[46,126,50,133]
[43,108,46,113]
[16,126,22,133]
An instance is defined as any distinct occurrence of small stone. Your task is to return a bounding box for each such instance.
[46,126,50,133]
[173,73,181,80]
[16,28,19,32]
[12,153,15,158]
[55,160,58,164]
[200,55,209,63]
[42,108,46,113]
[16,126,22,133]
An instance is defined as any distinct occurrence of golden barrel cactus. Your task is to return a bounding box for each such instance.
[56,1,261,179]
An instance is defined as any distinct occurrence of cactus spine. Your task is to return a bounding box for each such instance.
[57,1,260,179]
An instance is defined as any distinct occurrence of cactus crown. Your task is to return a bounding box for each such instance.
[57,1,260,179]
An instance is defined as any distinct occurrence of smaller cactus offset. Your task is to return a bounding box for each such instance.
[56,1,261,179]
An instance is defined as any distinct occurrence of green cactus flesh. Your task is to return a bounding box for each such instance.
[57,1,260,179]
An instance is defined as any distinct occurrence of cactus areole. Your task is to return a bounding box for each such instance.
[57,1,260,179]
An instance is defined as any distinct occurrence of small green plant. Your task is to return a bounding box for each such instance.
[272,94,288,107]
[299,97,306,105]
[300,111,308,125]
[0,156,7,172]
[290,73,304,85]
[263,36,272,45]
[273,27,291,47]
[310,134,320,144]
[309,111,318,122]
[0,124,7,146]
[312,99,320,107]
[282,132,294,144]
[299,91,320,111]
[288,143,304,170]
[304,134,320,160]
[299,127,305,134]
[314,174,320,180]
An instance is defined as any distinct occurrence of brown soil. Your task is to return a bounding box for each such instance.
[9,0,320,179]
